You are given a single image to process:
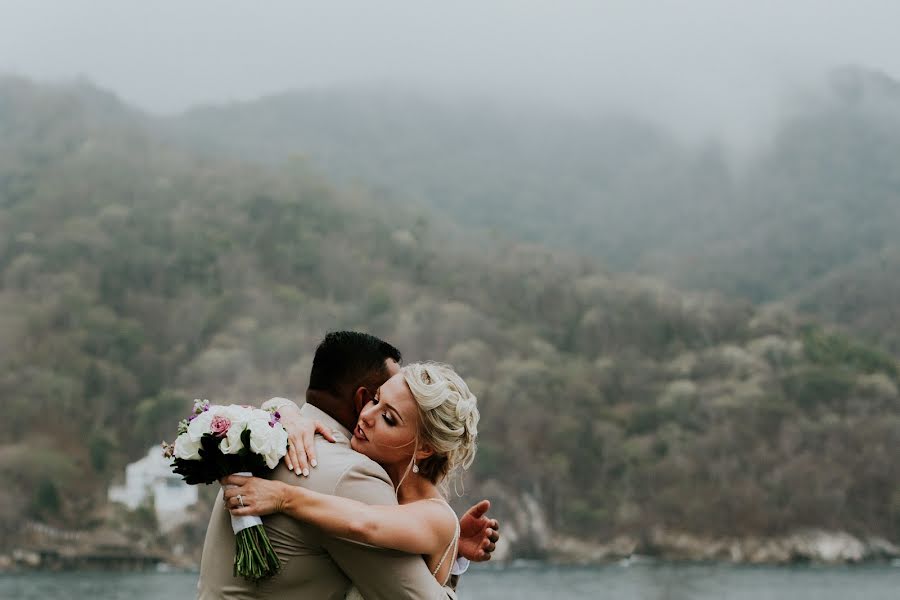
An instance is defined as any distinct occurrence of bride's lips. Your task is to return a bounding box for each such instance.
[354,423,368,441]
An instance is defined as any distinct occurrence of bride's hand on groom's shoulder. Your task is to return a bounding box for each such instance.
[458,499,501,562]
[222,475,288,517]
[280,409,337,478]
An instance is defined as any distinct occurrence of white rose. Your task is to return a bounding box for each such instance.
[247,417,289,469]
[173,432,201,461]
[227,405,256,423]
[218,405,254,455]
[187,410,215,442]
[219,423,246,454]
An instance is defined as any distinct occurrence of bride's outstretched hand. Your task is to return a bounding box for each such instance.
[458,499,500,561]
[279,404,336,477]
[222,474,286,517]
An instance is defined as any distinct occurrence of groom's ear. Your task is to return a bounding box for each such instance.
[352,386,369,415]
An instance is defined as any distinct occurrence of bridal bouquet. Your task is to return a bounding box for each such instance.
[163,399,288,581]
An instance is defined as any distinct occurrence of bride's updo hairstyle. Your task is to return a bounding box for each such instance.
[402,362,479,485]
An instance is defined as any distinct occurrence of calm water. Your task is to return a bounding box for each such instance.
[1,563,899,599]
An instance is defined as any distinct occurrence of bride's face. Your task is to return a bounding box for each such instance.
[350,372,420,468]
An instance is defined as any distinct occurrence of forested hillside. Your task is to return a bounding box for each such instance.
[166,67,900,355]
[1,77,898,556]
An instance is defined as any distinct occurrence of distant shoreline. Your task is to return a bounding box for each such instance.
[4,554,900,575]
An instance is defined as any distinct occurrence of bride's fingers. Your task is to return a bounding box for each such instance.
[466,499,491,521]
[301,429,316,473]
[227,490,240,506]
[488,525,500,543]
[221,474,251,487]
[293,431,312,477]
[481,540,497,556]
[314,420,337,443]
[222,487,245,504]
[224,490,253,510]
[299,421,335,475]
[228,495,254,515]
[286,435,302,476]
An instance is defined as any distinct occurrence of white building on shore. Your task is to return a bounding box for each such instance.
[108,446,198,532]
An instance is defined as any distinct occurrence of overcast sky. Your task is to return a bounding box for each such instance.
[2,1,900,140]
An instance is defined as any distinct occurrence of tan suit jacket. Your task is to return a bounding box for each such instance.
[197,404,456,600]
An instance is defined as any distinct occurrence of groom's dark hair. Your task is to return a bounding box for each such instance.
[308,331,402,395]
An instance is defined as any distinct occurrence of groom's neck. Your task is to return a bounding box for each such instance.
[305,388,357,432]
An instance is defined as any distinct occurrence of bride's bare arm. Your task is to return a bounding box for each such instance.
[221,474,452,556]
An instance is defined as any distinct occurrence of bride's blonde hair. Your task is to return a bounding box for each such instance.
[402,362,479,486]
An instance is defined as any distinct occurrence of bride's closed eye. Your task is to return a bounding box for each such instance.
[373,394,397,426]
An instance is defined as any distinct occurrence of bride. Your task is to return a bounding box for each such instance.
[222,361,481,591]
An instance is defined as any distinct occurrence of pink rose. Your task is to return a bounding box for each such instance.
[210,415,231,437]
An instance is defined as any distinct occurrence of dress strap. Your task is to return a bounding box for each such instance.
[426,498,460,586]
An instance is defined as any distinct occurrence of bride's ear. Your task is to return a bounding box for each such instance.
[414,444,434,461]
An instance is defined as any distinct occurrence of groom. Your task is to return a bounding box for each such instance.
[198,331,499,599]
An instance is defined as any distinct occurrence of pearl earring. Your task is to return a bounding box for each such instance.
[412,463,419,474]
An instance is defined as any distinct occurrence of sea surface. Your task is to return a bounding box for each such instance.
[1,562,899,599]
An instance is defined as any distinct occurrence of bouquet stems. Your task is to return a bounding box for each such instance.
[233,523,281,581]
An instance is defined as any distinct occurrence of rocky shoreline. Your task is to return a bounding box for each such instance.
[543,529,900,565]
[6,506,899,572]
[3,527,898,573]
[475,488,900,566]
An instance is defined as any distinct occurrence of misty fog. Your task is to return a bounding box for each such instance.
[3,0,900,146]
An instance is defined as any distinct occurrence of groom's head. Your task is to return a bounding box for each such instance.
[306,331,402,430]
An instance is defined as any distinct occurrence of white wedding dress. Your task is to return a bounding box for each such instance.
[344,498,460,600]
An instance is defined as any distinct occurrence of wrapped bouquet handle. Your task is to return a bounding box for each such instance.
[225,472,263,534]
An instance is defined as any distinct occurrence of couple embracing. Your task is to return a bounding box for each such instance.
[198,331,500,599]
